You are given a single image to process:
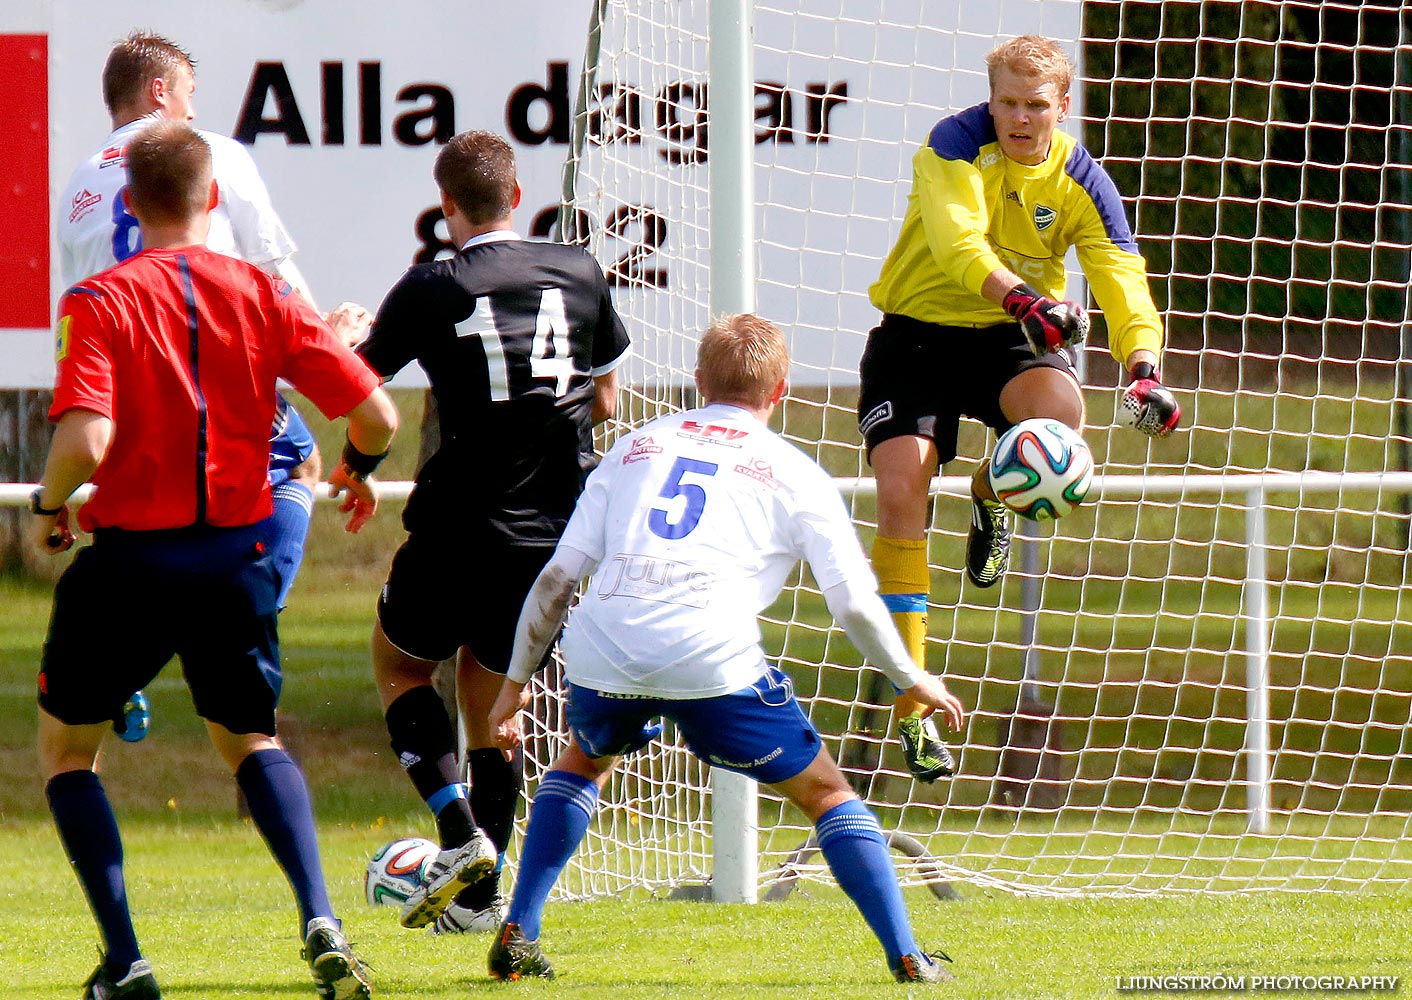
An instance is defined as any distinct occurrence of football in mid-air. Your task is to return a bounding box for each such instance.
[987,418,1094,521]
[365,837,439,907]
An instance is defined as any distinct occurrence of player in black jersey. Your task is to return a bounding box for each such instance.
[357,130,630,935]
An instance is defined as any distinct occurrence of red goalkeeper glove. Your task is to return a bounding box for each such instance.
[1002,282,1090,356]
[1118,362,1180,438]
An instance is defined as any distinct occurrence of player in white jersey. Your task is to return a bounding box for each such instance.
[484,314,965,986]
[55,31,369,742]
[59,33,315,300]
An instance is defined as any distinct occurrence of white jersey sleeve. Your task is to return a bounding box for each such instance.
[200,129,297,266]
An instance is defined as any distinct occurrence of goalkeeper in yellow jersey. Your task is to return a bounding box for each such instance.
[858,35,1180,782]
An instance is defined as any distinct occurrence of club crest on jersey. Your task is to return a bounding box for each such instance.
[679,420,750,447]
[1033,204,1057,231]
[734,458,780,490]
[623,435,663,464]
[68,188,102,224]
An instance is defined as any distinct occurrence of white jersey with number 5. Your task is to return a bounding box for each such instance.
[58,114,296,288]
[557,402,876,698]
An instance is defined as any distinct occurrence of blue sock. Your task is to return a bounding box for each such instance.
[815,799,918,964]
[506,770,599,940]
[268,480,314,608]
[46,770,143,974]
[236,748,333,930]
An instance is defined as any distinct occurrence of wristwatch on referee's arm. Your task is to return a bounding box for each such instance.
[29,486,66,517]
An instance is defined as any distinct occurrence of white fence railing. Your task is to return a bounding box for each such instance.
[7,472,1412,869]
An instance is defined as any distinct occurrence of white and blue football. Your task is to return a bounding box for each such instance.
[364,837,439,907]
[986,418,1094,521]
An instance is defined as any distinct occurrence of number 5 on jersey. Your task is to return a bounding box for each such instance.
[648,458,718,539]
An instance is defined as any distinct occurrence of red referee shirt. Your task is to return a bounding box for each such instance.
[52,245,381,532]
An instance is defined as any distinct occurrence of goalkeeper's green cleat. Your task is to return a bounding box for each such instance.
[488,921,555,981]
[893,950,955,984]
[965,495,1010,588]
[898,714,956,783]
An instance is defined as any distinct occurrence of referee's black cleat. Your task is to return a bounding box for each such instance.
[965,495,1011,588]
[897,714,956,783]
[81,953,160,1000]
[892,950,955,984]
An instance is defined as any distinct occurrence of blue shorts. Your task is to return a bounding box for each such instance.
[38,522,283,735]
[268,393,316,487]
[566,667,821,785]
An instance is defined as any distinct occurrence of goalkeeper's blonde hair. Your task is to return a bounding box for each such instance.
[986,35,1073,95]
[695,314,789,410]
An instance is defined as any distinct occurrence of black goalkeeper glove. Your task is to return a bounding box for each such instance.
[1118,362,1180,438]
[1002,282,1090,356]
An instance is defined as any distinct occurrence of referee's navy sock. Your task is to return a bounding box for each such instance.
[46,770,143,975]
[268,480,314,608]
[506,770,599,941]
[385,686,477,847]
[235,748,333,930]
[816,798,919,965]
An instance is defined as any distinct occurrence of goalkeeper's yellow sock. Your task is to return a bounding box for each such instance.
[872,535,929,685]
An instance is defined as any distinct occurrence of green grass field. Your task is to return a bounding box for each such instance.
[3,388,1411,996]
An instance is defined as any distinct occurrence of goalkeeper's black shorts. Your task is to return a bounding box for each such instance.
[856,312,1077,464]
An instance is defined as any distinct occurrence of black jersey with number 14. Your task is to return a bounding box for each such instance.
[359,235,630,545]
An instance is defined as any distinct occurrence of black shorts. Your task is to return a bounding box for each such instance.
[377,532,556,672]
[38,523,282,735]
[856,313,1078,464]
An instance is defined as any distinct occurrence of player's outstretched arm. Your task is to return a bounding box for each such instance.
[823,578,964,732]
[328,387,398,532]
[492,546,599,751]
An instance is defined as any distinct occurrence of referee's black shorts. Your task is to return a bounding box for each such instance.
[38,522,283,735]
[856,313,1078,465]
[377,530,555,673]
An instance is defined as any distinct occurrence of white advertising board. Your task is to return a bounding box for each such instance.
[3,0,1080,388]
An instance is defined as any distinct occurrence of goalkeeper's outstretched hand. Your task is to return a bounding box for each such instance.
[1118,362,1181,438]
[1003,282,1089,356]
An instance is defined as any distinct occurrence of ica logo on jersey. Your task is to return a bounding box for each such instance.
[623,436,663,465]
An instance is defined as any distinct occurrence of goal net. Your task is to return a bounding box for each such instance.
[521,0,1412,898]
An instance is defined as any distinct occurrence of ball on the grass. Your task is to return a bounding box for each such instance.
[987,418,1094,521]
[365,837,439,906]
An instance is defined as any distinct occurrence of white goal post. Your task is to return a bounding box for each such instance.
[526,0,1412,900]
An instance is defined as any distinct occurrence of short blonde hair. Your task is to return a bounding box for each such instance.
[986,35,1073,95]
[125,122,212,225]
[695,314,789,409]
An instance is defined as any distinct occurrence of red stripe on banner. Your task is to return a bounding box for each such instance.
[0,34,50,328]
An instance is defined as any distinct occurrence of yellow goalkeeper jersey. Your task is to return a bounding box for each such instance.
[869,102,1163,365]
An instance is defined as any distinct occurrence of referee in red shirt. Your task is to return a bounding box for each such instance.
[29,122,397,1000]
